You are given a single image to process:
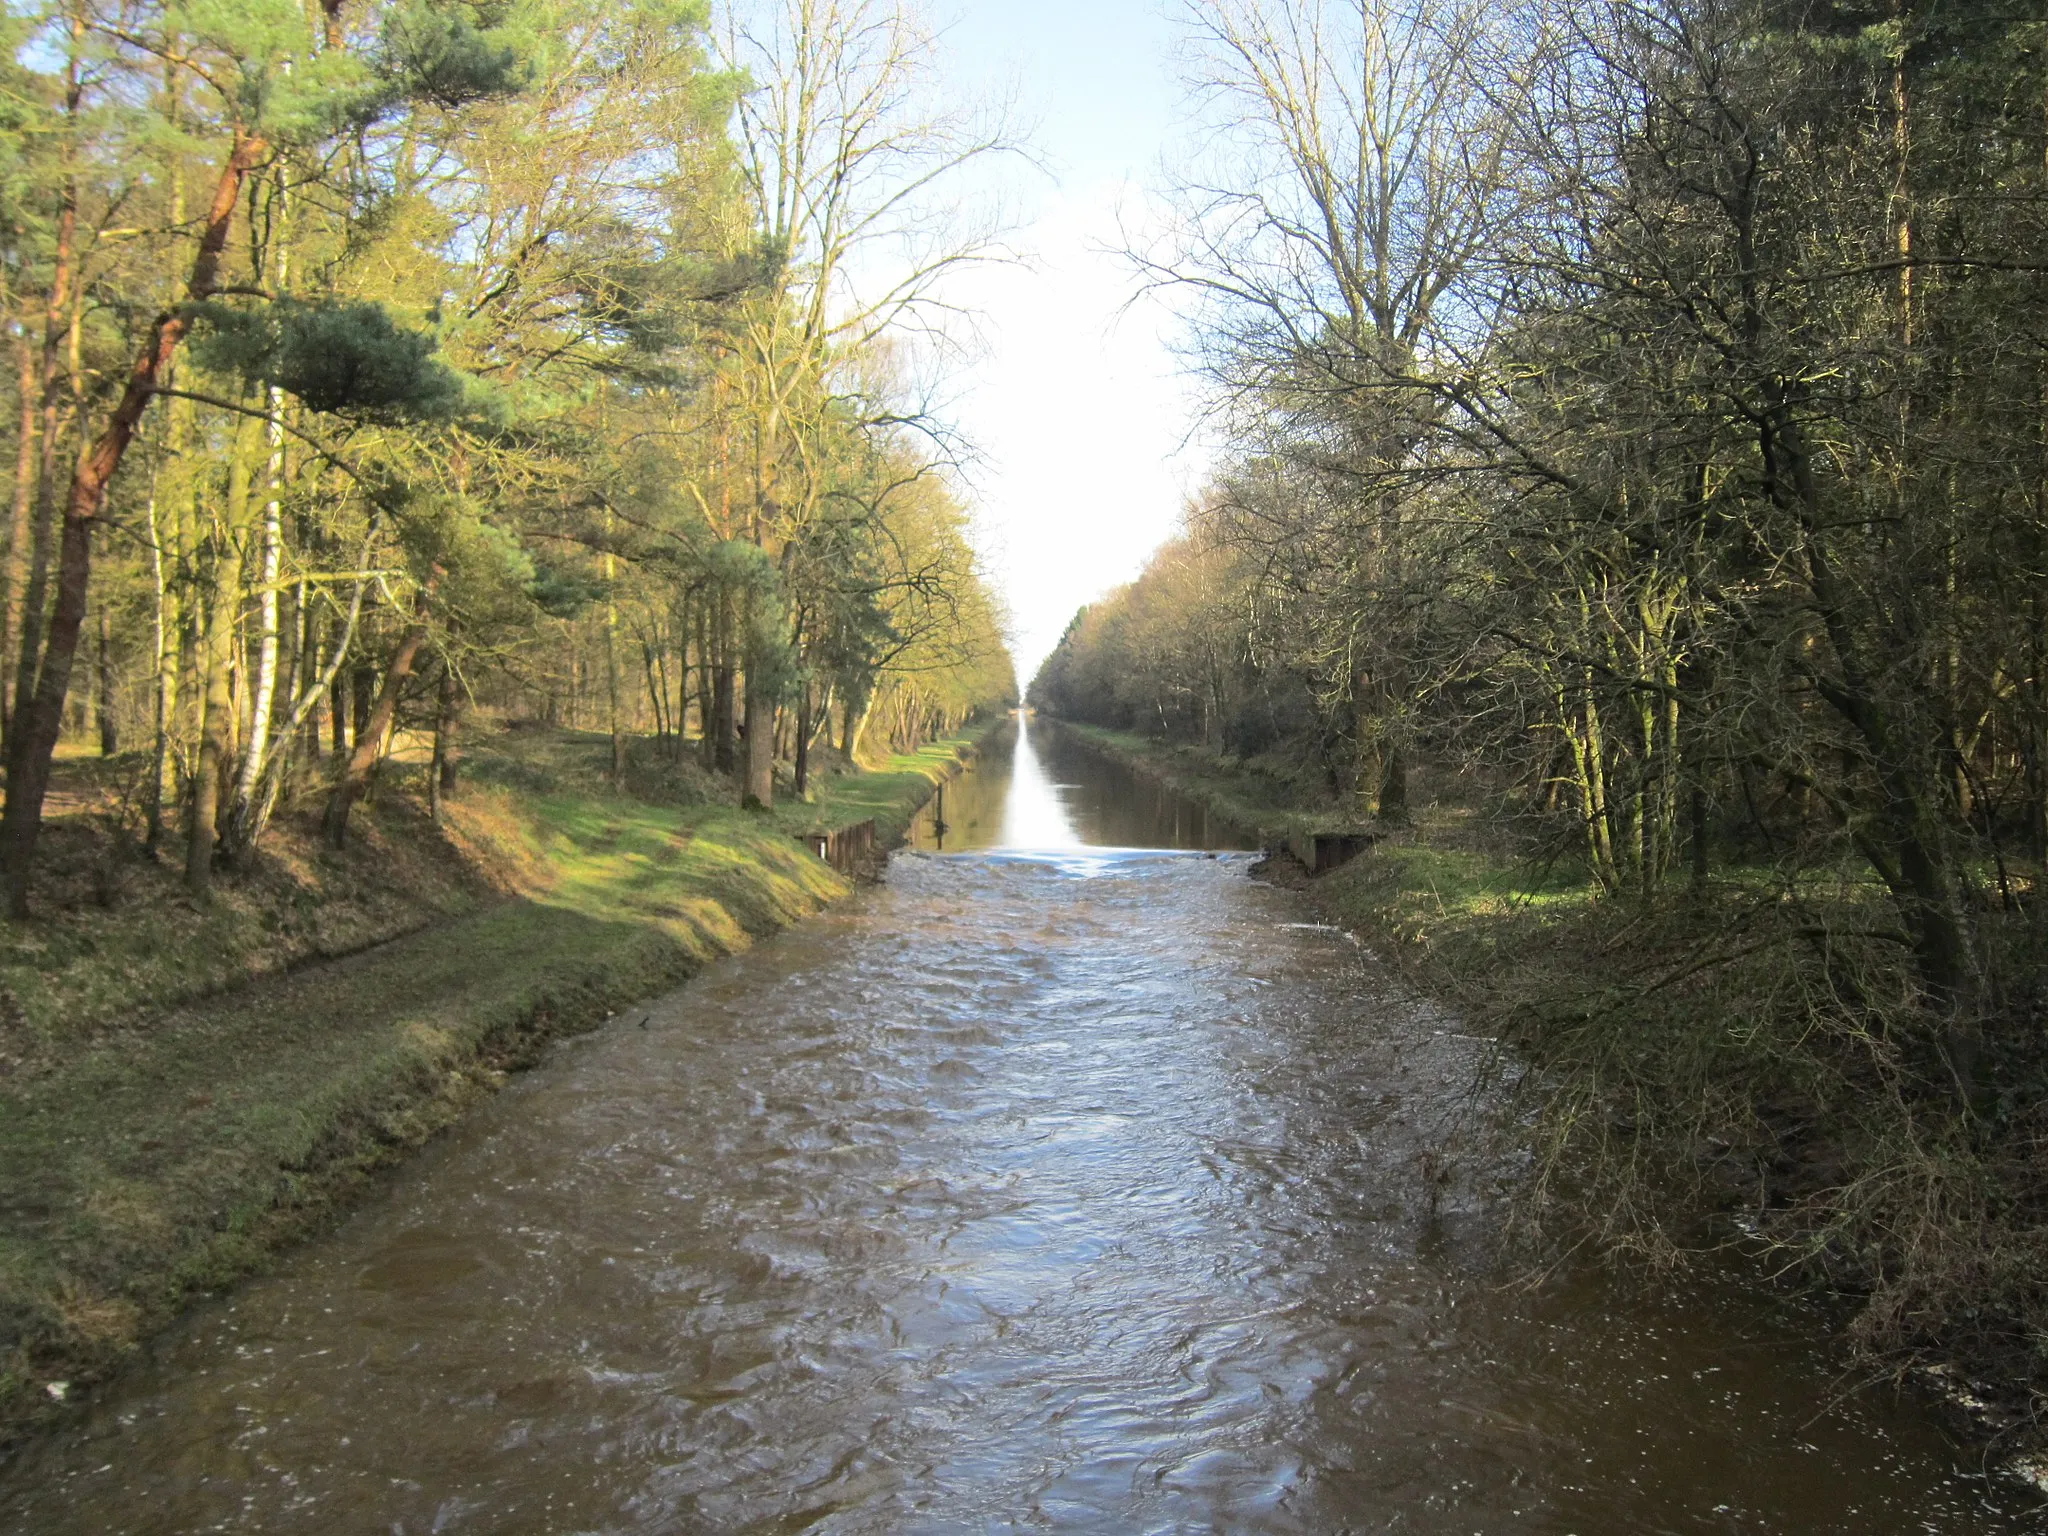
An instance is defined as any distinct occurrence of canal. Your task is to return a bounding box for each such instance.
[1,716,2033,1531]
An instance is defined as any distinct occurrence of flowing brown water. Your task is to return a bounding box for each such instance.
[2,718,2036,1532]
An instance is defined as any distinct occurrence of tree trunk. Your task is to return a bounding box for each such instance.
[227,392,284,838]
[323,616,429,848]
[1774,412,1976,1085]
[604,559,624,784]
[93,602,115,755]
[233,544,374,852]
[644,635,670,753]
[299,586,324,757]
[1689,779,1709,895]
[143,468,176,853]
[847,683,880,765]
[793,683,813,797]
[429,658,458,822]
[437,666,459,799]
[694,600,715,769]
[1377,741,1408,821]
[144,62,195,857]
[0,128,265,917]
[672,605,691,758]
[351,664,373,745]
[186,403,268,890]
[184,533,242,900]
[742,670,774,808]
[277,582,300,745]
[330,668,349,756]
[841,676,870,757]
[711,592,736,774]
[227,162,290,849]
[7,181,76,758]
[1,329,38,742]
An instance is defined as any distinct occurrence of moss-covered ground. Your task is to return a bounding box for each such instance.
[0,721,989,1441]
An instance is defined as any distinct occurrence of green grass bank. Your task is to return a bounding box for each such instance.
[0,721,992,1442]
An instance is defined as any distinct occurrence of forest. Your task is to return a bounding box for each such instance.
[0,0,1015,921]
[1034,0,2048,1386]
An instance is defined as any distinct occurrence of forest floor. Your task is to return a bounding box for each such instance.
[1050,720,2048,1457]
[0,718,990,1443]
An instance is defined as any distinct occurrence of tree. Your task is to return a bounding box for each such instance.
[0,0,526,912]
[714,0,1012,806]
[1140,0,1535,812]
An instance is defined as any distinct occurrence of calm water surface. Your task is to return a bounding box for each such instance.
[2,716,2036,1532]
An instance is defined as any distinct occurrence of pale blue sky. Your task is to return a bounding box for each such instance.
[929,0,1208,685]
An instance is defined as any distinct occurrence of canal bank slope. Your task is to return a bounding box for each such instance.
[1041,718,2048,1453]
[0,721,993,1441]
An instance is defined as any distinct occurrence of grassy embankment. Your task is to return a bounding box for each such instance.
[1050,720,2048,1430]
[0,721,987,1440]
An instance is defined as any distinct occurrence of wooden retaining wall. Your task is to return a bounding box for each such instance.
[797,819,877,875]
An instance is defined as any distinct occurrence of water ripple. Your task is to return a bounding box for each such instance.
[0,815,2030,1531]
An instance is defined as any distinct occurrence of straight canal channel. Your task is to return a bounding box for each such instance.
[2,717,2037,1532]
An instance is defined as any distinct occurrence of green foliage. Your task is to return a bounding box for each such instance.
[192,298,464,421]
[164,0,385,138]
[394,493,541,636]
[704,535,777,595]
[378,0,535,109]
[525,559,605,618]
